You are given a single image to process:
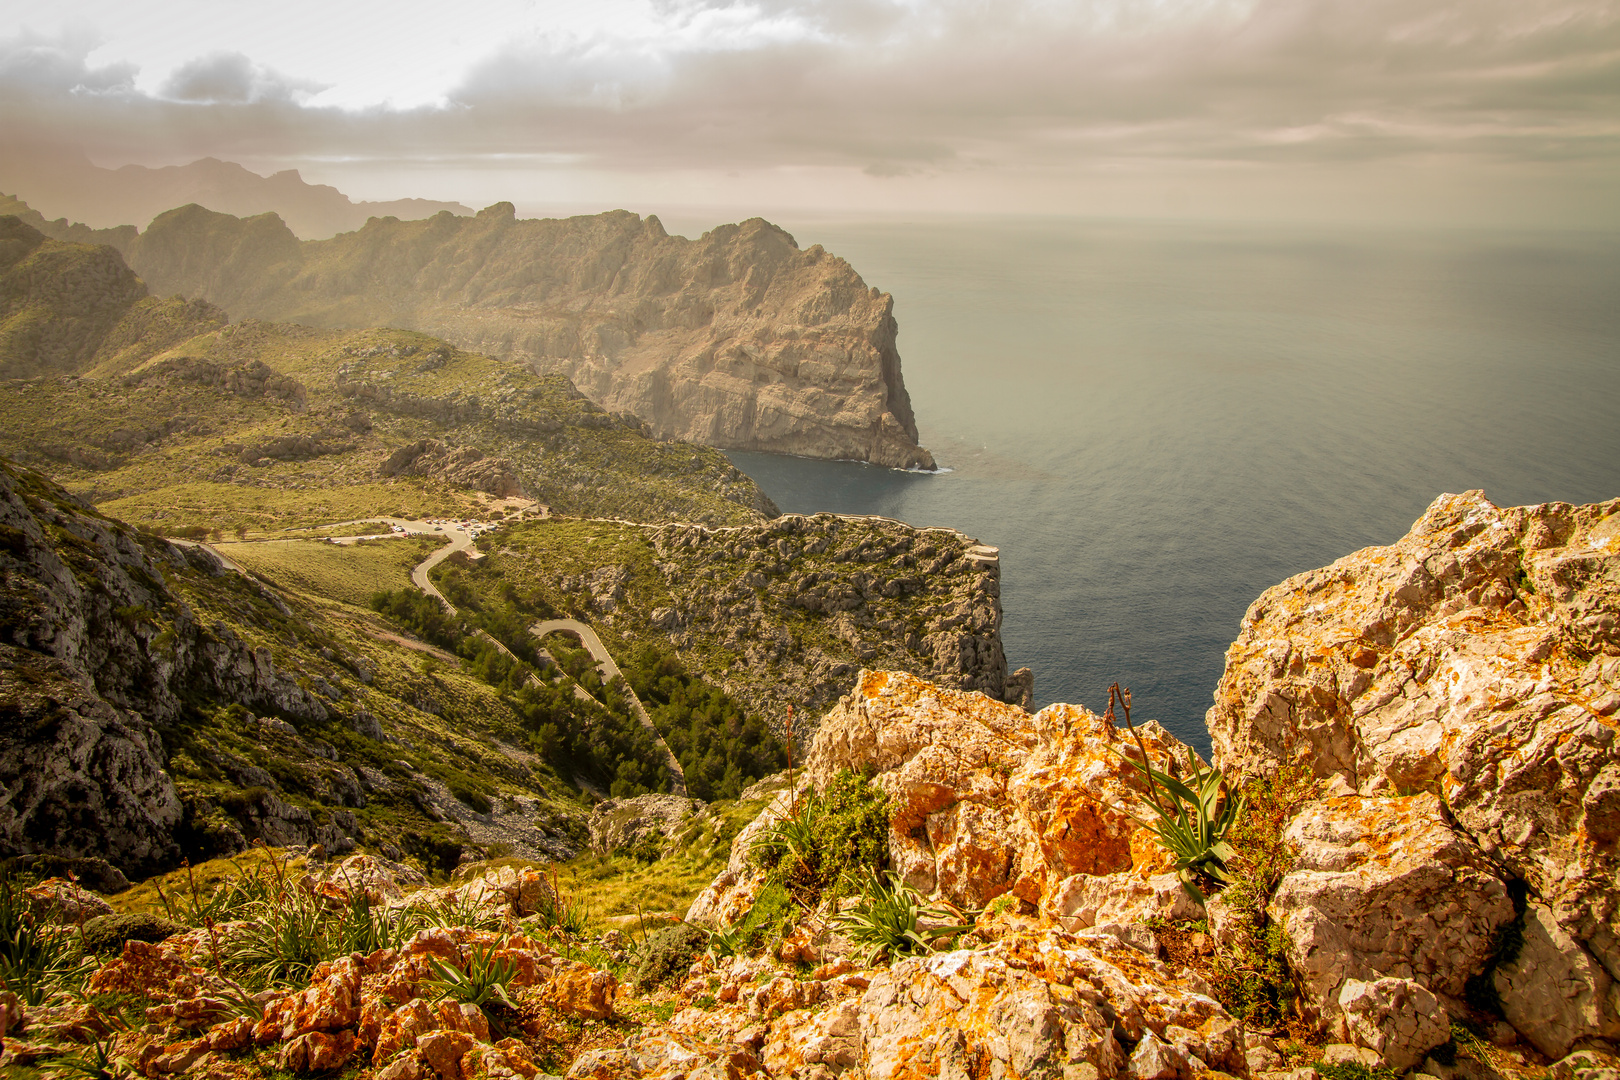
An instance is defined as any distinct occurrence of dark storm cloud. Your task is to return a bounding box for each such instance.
[3,0,1617,176]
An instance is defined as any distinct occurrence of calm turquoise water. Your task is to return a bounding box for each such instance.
[723,218,1620,752]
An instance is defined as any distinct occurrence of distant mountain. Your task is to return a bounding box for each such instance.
[0,146,471,240]
[125,202,936,469]
[0,216,225,380]
[0,193,137,253]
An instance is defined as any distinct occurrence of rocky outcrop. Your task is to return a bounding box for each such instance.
[380,439,523,498]
[679,671,1262,1080]
[0,458,374,872]
[587,794,706,854]
[128,204,935,469]
[1208,490,1620,1057]
[0,649,182,876]
[690,669,1193,927]
[644,516,1014,726]
[0,459,330,728]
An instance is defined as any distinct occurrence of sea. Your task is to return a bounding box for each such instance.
[714,217,1620,754]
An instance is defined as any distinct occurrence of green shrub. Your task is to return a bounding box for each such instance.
[80,913,183,956]
[1205,754,1316,1026]
[633,922,708,990]
[751,771,889,905]
[1315,1061,1399,1080]
[727,881,794,956]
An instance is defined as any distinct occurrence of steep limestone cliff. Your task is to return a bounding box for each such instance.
[127,203,935,469]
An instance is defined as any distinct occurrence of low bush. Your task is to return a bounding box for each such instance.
[750,770,889,906]
[633,922,708,990]
[1205,753,1317,1027]
[80,913,182,956]
[727,881,795,956]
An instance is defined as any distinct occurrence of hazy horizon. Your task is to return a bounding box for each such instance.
[2,0,1616,231]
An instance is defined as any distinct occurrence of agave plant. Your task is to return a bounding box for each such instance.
[38,1039,139,1080]
[427,940,519,1013]
[1107,683,1244,903]
[832,867,975,966]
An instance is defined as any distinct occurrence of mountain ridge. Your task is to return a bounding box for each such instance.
[122,201,936,469]
[0,146,471,240]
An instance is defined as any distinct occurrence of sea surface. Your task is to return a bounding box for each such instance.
[719,218,1620,753]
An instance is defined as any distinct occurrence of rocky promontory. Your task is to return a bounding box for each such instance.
[125,203,936,469]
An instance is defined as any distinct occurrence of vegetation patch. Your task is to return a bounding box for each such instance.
[225,535,438,608]
[751,770,890,906]
[633,922,708,990]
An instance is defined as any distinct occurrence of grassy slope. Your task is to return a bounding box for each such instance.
[0,322,772,533]
[222,536,438,609]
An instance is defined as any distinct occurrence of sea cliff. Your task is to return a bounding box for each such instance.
[124,203,936,470]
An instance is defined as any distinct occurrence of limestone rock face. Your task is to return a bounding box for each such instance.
[587,794,706,855]
[692,670,1195,925]
[1207,490,1620,1052]
[806,670,1192,913]
[1269,793,1514,1017]
[0,647,183,875]
[1337,977,1450,1072]
[1492,903,1620,1058]
[130,206,935,469]
[0,459,356,873]
[379,439,522,498]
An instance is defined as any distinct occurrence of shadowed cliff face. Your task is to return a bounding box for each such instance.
[127,203,936,470]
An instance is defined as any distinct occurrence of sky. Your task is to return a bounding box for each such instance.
[2,0,1617,227]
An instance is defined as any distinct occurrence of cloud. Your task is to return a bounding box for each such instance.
[158,52,326,104]
[0,27,136,96]
[0,0,1616,218]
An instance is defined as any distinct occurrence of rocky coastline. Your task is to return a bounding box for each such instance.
[2,463,1617,1080]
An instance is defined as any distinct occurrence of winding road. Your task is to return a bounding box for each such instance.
[199,513,688,798]
[528,620,687,797]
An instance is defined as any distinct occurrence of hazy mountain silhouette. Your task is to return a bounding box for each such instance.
[0,145,471,240]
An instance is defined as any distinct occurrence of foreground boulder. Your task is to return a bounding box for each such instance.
[1269,793,1514,1021]
[691,669,1194,929]
[1208,490,1620,1056]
